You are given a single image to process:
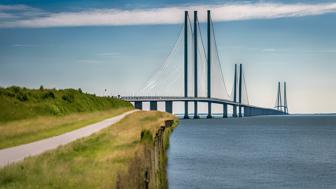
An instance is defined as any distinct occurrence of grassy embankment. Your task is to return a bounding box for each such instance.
[0,86,133,149]
[0,111,178,189]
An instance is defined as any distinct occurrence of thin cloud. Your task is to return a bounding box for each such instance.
[0,4,32,11]
[12,43,39,47]
[0,2,336,28]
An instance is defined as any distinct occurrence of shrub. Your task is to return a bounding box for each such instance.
[16,92,28,101]
[49,104,61,115]
[42,91,55,99]
[62,93,75,103]
[10,86,21,93]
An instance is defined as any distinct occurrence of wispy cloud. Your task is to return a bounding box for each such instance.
[97,52,121,57]
[12,43,39,47]
[1,2,336,28]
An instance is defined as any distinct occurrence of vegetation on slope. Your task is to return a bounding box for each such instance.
[0,86,133,148]
[0,108,130,149]
[0,86,132,122]
[0,111,178,189]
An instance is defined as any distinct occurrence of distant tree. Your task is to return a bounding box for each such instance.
[39,85,44,90]
[78,88,82,93]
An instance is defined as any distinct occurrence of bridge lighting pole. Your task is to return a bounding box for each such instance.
[233,64,237,117]
[194,11,199,119]
[207,10,212,119]
[184,11,189,119]
[238,64,243,117]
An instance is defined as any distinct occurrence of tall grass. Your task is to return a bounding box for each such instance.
[0,86,133,148]
[0,86,132,122]
[0,111,177,189]
[0,107,131,149]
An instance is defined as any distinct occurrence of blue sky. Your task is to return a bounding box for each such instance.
[0,0,336,113]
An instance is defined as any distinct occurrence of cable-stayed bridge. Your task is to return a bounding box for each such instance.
[122,10,288,118]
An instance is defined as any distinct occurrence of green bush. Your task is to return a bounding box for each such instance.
[42,91,55,99]
[10,86,21,94]
[16,92,28,102]
[48,104,62,115]
[62,93,75,103]
[0,86,133,122]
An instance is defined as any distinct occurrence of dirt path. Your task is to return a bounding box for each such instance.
[0,110,138,167]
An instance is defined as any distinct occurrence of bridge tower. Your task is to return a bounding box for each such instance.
[207,10,212,119]
[184,11,189,119]
[194,11,200,119]
[238,64,243,117]
[276,81,282,111]
[233,64,238,117]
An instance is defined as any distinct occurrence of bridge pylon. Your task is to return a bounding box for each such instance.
[233,64,238,117]
[184,11,189,119]
[206,10,212,119]
[274,81,289,114]
[194,11,200,119]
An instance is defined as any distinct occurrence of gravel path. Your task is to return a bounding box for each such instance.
[0,110,137,167]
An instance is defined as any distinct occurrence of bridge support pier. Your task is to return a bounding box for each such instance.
[194,101,200,119]
[233,105,237,117]
[207,103,212,119]
[239,106,243,117]
[244,106,249,117]
[134,101,142,110]
[165,101,173,113]
[184,101,189,119]
[150,101,157,111]
[223,103,228,118]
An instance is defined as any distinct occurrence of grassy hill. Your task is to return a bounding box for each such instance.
[0,86,133,148]
[0,111,178,188]
[0,86,132,122]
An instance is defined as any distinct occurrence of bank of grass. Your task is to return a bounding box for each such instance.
[0,86,133,148]
[0,111,177,189]
[0,86,132,122]
[0,107,131,149]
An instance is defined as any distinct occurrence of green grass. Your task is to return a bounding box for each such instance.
[0,86,132,122]
[0,111,177,189]
[0,108,131,149]
[0,86,133,148]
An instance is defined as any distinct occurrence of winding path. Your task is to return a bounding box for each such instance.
[0,110,138,167]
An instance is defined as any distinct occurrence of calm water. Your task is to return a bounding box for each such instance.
[167,115,336,189]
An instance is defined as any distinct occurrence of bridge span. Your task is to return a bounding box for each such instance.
[121,10,288,119]
[121,96,286,118]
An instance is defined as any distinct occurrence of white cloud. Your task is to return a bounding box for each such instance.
[1,2,336,28]
[0,4,32,11]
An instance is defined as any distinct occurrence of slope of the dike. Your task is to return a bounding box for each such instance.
[0,111,178,189]
[0,86,133,149]
[116,114,178,189]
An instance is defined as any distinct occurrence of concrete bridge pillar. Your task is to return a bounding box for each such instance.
[233,105,237,117]
[165,101,173,113]
[134,101,142,110]
[184,101,189,119]
[239,105,243,117]
[244,106,249,117]
[223,103,228,118]
[207,103,212,119]
[150,101,157,111]
[194,101,200,119]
